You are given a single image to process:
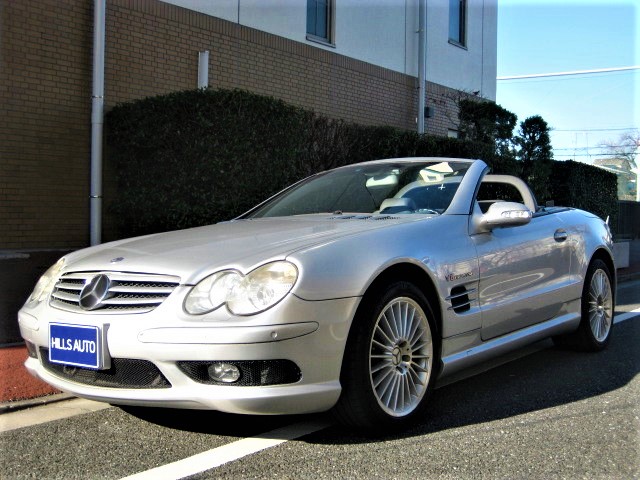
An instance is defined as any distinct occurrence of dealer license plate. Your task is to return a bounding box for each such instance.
[49,323,103,370]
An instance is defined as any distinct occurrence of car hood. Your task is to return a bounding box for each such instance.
[63,215,423,283]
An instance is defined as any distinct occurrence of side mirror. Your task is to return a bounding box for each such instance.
[479,201,532,231]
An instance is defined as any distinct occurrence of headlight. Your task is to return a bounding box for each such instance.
[25,257,65,308]
[227,262,298,315]
[184,261,298,316]
[184,271,242,314]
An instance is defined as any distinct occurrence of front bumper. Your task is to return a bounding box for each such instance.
[19,293,360,415]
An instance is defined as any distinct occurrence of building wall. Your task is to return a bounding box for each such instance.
[1,0,93,250]
[105,0,418,129]
[163,0,498,101]
[2,0,483,251]
[421,0,498,100]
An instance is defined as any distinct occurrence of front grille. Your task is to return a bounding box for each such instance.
[40,348,171,389]
[50,271,180,314]
[177,360,301,386]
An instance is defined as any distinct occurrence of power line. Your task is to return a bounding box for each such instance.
[552,127,638,133]
[554,145,634,151]
[497,65,640,81]
[554,153,630,158]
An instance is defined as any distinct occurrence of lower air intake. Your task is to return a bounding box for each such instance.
[40,348,171,389]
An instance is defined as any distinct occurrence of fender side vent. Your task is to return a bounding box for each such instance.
[446,285,476,314]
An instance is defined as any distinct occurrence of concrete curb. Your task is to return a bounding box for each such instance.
[0,393,75,415]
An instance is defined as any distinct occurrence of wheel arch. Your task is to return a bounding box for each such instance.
[589,247,617,299]
[359,262,443,339]
[334,261,443,428]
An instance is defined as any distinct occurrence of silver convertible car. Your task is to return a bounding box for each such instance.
[19,158,615,430]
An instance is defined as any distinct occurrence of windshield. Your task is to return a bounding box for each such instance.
[246,160,472,218]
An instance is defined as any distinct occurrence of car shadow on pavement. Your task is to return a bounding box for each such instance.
[315,318,639,443]
[119,319,638,442]
[117,404,317,438]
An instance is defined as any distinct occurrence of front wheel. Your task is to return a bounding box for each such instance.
[334,281,438,431]
[553,258,614,351]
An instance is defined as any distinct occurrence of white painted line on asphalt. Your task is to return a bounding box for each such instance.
[614,307,640,324]
[120,419,331,480]
[118,308,640,480]
[0,398,110,433]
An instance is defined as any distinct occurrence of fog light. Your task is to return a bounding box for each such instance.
[25,341,38,359]
[207,362,241,383]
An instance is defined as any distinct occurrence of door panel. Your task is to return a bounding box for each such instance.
[474,214,573,340]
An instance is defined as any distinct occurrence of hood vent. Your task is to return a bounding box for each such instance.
[328,215,399,221]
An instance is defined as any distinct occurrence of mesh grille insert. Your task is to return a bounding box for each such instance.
[40,348,171,389]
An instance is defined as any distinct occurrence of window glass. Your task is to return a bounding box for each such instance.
[307,0,329,40]
[449,0,466,45]
[246,161,472,218]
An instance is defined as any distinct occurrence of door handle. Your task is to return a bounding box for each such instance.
[554,229,568,242]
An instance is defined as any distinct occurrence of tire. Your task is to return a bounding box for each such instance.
[553,259,614,351]
[333,281,439,431]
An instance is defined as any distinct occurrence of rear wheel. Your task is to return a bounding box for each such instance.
[553,259,614,351]
[334,281,438,431]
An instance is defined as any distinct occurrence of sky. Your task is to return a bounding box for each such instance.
[496,0,639,164]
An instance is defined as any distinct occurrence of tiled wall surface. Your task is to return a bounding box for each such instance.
[2,0,463,250]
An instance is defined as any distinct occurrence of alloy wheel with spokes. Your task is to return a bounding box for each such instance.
[588,268,613,343]
[553,258,615,351]
[369,297,433,417]
[334,280,438,430]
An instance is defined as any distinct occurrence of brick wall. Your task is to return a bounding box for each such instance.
[2,0,464,251]
[1,0,93,249]
[105,0,419,129]
[105,0,463,133]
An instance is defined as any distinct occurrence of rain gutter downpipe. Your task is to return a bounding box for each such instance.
[90,0,106,246]
[417,0,427,134]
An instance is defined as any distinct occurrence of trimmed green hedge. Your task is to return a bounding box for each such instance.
[106,89,495,237]
[105,88,619,237]
[107,89,312,235]
[547,160,619,228]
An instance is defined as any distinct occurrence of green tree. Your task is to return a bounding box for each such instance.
[457,98,517,160]
[514,115,553,201]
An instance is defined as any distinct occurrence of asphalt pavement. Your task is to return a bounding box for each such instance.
[1,310,637,479]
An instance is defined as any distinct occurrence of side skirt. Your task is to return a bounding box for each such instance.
[439,312,581,378]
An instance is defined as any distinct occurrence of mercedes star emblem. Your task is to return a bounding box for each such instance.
[79,274,111,311]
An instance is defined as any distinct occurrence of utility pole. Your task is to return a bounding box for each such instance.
[90,0,106,245]
[417,0,427,134]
